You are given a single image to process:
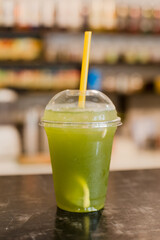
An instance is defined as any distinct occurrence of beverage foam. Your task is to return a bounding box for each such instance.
[46,101,115,112]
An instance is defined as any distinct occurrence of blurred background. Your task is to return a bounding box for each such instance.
[0,0,160,175]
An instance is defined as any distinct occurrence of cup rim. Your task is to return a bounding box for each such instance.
[40,117,122,128]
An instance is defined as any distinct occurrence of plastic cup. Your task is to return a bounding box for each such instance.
[41,90,121,212]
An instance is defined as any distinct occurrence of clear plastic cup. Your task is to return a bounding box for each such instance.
[41,90,121,212]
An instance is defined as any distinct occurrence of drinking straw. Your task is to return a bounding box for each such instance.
[78,31,92,108]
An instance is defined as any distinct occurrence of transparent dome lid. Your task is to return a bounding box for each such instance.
[41,90,121,128]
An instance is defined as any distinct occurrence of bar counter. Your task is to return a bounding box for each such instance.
[0,169,160,240]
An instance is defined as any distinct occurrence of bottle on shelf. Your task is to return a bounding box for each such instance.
[154,76,160,94]
[102,71,144,94]
[0,38,42,61]
[28,0,40,28]
[16,0,30,28]
[116,1,129,32]
[140,1,153,33]
[128,1,141,33]
[56,0,84,30]
[102,0,117,31]
[1,0,15,27]
[88,68,102,90]
[153,1,160,33]
[88,0,103,31]
[23,108,39,156]
[40,0,55,28]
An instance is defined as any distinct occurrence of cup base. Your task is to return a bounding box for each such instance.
[57,202,104,213]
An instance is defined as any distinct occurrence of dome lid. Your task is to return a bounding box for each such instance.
[41,90,121,128]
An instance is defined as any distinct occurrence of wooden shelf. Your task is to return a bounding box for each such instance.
[0,27,160,37]
[0,60,80,69]
[0,60,160,69]
[19,154,50,164]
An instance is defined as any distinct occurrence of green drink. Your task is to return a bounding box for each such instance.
[41,90,121,212]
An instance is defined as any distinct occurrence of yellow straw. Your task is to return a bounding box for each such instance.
[78,31,92,108]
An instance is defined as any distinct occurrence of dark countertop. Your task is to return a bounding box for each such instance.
[0,169,160,240]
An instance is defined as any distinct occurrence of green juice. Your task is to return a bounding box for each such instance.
[44,109,117,212]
